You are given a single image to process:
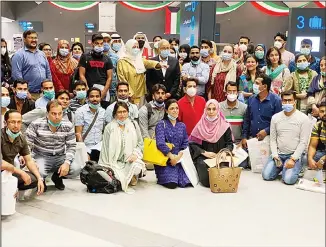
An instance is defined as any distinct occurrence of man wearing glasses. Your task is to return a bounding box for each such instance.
[11,30,52,100]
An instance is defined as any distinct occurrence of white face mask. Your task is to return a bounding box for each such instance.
[227,94,237,102]
[274,41,283,49]
[154,42,159,49]
[205,116,218,122]
[186,87,197,97]
[1,47,6,56]
[179,52,187,59]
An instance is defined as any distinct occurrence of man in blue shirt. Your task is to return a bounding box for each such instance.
[288,39,320,73]
[240,73,282,149]
[11,30,52,98]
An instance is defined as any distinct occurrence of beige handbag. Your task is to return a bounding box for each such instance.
[208,148,242,193]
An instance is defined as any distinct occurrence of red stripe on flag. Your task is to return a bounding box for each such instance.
[251,2,289,16]
[165,7,171,34]
[229,122,243,126]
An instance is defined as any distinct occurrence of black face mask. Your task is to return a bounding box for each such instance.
[138,40,145,49]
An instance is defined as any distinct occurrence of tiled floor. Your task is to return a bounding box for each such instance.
[2,170,325,247]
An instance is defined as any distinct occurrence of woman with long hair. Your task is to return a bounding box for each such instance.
[1,38,12,84]
[154,99,191,189]
[178,44,191,66]
[307,56,326,116]
[238,54,260,103]
[51,40,78,92]
[71,42,84,61]
[284,53,318,113]
[262,47,290,95]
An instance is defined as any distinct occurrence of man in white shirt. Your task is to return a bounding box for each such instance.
[262,90,310,185]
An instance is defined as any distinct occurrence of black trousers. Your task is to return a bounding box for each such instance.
[195,157,210,188]
[13,171,38,190]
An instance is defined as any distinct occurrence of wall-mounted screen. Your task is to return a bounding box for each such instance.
[295,36,320,52]
[19,21,43,32]
[180,1,201,46]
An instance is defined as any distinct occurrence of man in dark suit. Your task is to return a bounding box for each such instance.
[146,39,181,101]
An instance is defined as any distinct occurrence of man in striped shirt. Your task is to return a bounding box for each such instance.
[219,81,247,143]
[25,100,78,191]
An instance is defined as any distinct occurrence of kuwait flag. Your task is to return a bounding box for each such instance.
[165,7,180,34]
[225,116,244,126]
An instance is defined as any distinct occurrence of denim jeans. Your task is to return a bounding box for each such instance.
[302,150,326,168]
[262,154,303,185]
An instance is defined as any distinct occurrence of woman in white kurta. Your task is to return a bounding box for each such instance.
[99,101,146,193]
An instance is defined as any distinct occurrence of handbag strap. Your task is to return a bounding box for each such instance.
[215,148,235,169]
[82,111,99,141]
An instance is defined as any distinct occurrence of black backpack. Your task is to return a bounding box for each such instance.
[80,161,121,194]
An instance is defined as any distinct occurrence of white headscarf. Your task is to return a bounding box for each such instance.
[110,33,125,58]
[133,32,151,50]
[120,39,146,74]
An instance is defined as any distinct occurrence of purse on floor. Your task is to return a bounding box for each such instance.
[208,148,242,193]
[143,121,174,166]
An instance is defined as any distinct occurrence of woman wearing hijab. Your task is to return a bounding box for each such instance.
[255,44,266,69]
[189,99,233,187]
[209,45,242,102]
[178,44,191,66]
[233,44,245,72]
[99,101,146,193]
[117,39,160,108]
[52,40,78,92]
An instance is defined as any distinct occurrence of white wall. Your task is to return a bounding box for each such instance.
[1,22,20,52]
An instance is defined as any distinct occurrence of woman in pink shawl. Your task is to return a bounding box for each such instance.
[189,99,233,187]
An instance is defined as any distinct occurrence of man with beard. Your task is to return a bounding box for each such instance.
[133,32,152,59]
[105,82,139,124]
[181,46,209,98]
[139,84,167,139]
[11,30,52,100]
[308,101,326,171]
[78,34,113,109]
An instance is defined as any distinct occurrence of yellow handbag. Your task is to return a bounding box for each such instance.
[143,137,173,166]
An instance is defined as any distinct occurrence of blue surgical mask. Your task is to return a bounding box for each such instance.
[221,52,232,61]
[252,84,260,95]
[94,46,104,53]
[300,47,311,56]
[255,50,264,59]
[73,54,81,60]
[200,49,209,58]
[43,90,55,100]
[89,102,99,110]
[16,91,28,100]
[103,43,110,52]
[132,48,140,56]
[160,50,170,58]
[59,48,69,57]
[6,128,21,139]
[117,119,127,126]
[154,101,165,108]
[282,103,294,113]
[48,119,61,128]
[76,91,86,100]
[297,62,310,71]
[168,114,177,121]
[191,59,200,65]
[112,43,121,52]
[1,96,10,108]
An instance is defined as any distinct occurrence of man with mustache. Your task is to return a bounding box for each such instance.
[181,46,209,98]
[11,30,52,100]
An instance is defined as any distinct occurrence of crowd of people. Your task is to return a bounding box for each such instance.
[1,29,325,198]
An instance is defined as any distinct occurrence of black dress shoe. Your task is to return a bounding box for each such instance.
[51,172,65,190]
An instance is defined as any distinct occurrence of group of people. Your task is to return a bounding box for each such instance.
[1,29,325,200]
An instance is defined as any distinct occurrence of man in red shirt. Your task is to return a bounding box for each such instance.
[178,79,206,136]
